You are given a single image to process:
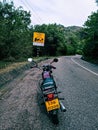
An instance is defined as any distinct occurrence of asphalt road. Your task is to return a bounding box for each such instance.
[54,55,98,130]
[0,55,98,130]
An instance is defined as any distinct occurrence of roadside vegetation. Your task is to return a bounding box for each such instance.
[0,0,98,71]
[82,11,98,64]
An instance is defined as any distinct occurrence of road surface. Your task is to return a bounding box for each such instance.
[0,55,98,130]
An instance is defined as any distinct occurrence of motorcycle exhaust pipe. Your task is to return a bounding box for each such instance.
[59,101,66,112]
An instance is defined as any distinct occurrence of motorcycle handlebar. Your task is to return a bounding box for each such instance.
[28,58,58,70]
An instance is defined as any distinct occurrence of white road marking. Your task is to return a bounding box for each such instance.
[71,57,98,76]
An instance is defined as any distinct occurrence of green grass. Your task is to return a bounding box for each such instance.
[0,56,50,74]
[0,56,53,74]
[0,61,12,69]
[0,61,29,74]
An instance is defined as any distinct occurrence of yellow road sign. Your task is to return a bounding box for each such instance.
[33,32,45,46]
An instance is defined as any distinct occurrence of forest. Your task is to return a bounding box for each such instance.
[0,1,98,63]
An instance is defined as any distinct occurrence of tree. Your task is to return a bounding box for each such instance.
[0,1,31,61]
[66,36,78,55]
[33,24,67,56]
[96,0,98,5]
[83,11,98,59]
[0,1,81,60]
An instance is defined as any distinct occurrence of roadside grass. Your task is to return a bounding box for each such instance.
[0,61,28,74]
[0,61,12,69]
[0,56,50,74]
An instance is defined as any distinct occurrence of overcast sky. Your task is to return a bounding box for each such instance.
[2,0,98,27]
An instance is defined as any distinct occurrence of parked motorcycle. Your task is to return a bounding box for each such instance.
[28,58,66,124]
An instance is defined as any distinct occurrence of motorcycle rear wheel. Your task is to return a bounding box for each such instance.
[49,110,59,124]
[52,113,59,124]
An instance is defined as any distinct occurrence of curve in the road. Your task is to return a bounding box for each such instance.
[71,57,98,76]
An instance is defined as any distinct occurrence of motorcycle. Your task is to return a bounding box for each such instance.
[28,58,66,124]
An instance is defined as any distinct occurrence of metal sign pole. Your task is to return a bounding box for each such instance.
[37,47,39,57]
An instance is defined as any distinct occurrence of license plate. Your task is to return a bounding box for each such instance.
[45,98,60,111]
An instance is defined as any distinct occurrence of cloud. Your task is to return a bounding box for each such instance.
[11,0,98,26]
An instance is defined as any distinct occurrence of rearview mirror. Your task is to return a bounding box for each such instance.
[28,58,33,62]
[53,58,58,62]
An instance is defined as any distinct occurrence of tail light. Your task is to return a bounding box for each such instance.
[47,93,54,101]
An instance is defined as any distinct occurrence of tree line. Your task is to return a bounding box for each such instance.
[82,11,98,61]
[0,1,98,62]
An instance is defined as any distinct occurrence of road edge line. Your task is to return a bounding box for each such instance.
[71,57,98,76]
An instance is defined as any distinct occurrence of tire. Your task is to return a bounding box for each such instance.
[49,110,59,124]
[52,114,59,124]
